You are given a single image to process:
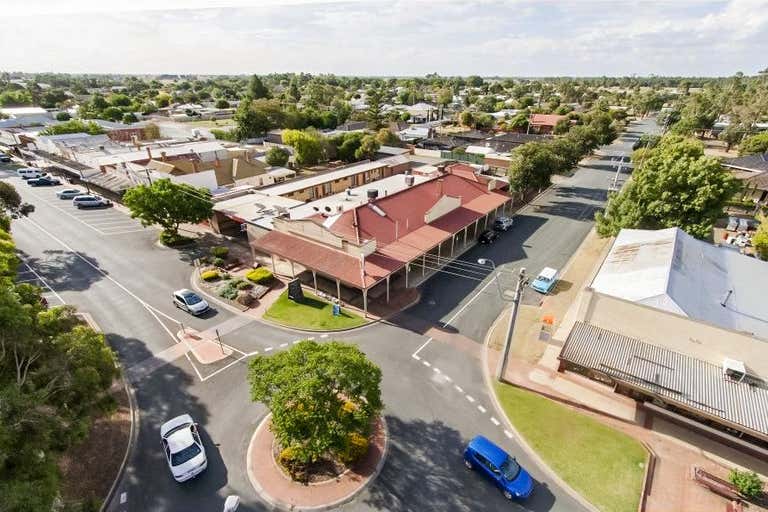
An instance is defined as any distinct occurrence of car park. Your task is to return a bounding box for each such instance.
[530,267,559,294]
[56,188,83,199]
[173,289,210,315]
[464,435,534,500]
[72,195,112,209]
[28,176,61,186]
[160,414,208,482]
[493,216,514,232]
[16,168,44,180]
[478,229,500,244]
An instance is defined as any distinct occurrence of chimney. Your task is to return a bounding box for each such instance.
[146,147,153,160]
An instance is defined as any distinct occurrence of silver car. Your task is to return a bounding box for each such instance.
[56,188,83,199]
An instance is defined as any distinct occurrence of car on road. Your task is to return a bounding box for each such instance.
[17,167,44,180]
[493,216,514,232]
[28,176,61,186]
[530,267,559,294]
[56,188,84,199]
[173,289,210,315]
[72,194,112,209]
[464,435,534,500]
[478,229,500,244]
[160,414,208,482]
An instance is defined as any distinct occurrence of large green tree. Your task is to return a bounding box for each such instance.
[282,129,325,166]
[508,142,562,196]
[248,340,382,466]
[246,74,270,100]
[596,136,739,239]
[123,179,212,240]
[738,132,768,156]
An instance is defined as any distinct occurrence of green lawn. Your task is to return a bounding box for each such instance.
[494,383,647,512]
[264,291,367,331]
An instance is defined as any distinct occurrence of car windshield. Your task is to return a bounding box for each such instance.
[171,441,202,466]
[183,293,202,305]
[500,457,521,481]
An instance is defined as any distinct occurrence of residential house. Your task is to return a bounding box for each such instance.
[528,113,567,134]
[722,152,768,205]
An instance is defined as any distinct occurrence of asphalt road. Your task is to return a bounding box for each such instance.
[2,118,657,512]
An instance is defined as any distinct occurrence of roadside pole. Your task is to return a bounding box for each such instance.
[496,268,527,382]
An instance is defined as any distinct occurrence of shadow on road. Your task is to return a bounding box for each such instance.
[362,416,557,511]
[533,202,602,222]
[18,248,107,292]
[554,186,608,202]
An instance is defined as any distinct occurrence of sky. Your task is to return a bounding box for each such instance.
[2,0,767,76]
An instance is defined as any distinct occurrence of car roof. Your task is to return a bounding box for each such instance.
[161,413,195,438]
[175,288,197,298]
[468,435,508,468]
[166,426,195,454]
[538,267,558,280]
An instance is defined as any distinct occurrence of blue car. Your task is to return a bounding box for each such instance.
[464,435,534,500]
[530,266,559,294]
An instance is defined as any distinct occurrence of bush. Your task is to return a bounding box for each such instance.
[236,290,255,306]
[159,231,194,246]
[729,469,764,499]
[246,267,273,284]
[266,147,290,167]
[220,271,231,280]
[210,246,229,258]
[235,279,252,290]
[218,281,239,300]
[201,270,219,281]
[337,432,369,464]
[212,257,225,268]
[279,446,306,481]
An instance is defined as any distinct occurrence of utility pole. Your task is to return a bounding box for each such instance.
[496,267,527,382]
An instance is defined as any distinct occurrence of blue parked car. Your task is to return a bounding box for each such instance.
[530,266,559,294]
[464,435,534,500]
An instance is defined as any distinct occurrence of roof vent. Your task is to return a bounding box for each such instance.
[367,189,379,201]
[405,175,415,187]
[368,204,386,217]
[324,205,332,213]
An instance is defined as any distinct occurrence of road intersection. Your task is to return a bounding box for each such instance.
[3,119,655,511]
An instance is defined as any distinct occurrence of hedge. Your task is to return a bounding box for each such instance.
[246,268,273,284]
[201,270,219,281]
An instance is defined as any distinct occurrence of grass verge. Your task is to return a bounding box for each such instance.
[264,290,367,330]
[494,383,646,512]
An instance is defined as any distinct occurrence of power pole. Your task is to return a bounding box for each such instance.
[496,268,527,382]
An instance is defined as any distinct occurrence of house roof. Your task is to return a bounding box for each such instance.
[723,153,768,173]
[561,322,768,440]
[591,227,768,339]
[529,114,567,127]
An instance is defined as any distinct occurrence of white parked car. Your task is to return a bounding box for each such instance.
[173,289,210,315]
[160,414,208,482]
[56,188,83,199]
[17,167,44,180]
[72,194,112,209]
[493,216,514,232]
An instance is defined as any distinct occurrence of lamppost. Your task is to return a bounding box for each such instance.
[478,259,527,381]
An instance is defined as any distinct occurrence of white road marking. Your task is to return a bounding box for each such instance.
[454,385,464,393]
[292,340,301,344]
[265,347,273,352]
[422,360,431,367]
[477,405,487,414]
[120,492,127,504]
[432,367,441,374]
[412,337,433,358]
[444,375,452,382]
[466,395,475,403]
[200,353,251,382]
[22,261,66,305]
[412,354,421,361]
[320,334,328,338]
[491,417,500,426]
[279,343,288,348]
[504,430,514,439]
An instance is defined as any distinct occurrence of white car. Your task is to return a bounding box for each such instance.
[72,194,112,209]
[56,188,83,199]
[493,216,514,232]
[17,167,44,180]
[160,414,208,482]
[173,289,210,315]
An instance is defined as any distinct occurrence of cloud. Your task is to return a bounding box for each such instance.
[1,0,766,75]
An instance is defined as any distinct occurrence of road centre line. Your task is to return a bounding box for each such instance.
[477,405,487,414]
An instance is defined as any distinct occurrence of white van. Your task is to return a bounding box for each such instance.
[17,168,44,180]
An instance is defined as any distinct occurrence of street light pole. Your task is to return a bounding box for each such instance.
[496,267,527,382]
[477,259,527,381]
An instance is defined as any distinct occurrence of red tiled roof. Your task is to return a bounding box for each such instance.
[529,114,567,127]
[445,163,480,182]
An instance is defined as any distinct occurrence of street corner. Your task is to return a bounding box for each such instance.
[246,413,389,511]
[177,328,235,365]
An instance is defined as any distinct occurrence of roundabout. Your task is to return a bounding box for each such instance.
[247,414,389,511]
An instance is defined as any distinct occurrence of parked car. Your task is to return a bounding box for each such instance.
[493,216,514,232]
[464,435,534,500]
[160,414,208,482]
[478,229,500,244]
[28,176,61,186]
[56,188,83,199]
[72,195,112,209]
[173,289,210,315]
[0,153,11,163]
[530,267,559,294]
[16,167,44,180]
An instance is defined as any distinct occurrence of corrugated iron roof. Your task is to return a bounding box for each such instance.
[561,322,768,439]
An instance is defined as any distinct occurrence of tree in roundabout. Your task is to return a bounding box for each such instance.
[248,340,383,481]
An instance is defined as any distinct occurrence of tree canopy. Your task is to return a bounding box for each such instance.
[282,129,325,166]
[596,136,739,239]
[123,179,212,240]
[738,132,768,156]
[265,146,290,167]
[248,340,382,465]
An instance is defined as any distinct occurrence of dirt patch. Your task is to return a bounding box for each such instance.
[58,382,131,506]
[271,440,349,484]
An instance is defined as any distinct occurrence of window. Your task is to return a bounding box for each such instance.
[323,182,332,195]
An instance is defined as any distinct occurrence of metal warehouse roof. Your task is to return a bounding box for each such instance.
[561,322,768,439]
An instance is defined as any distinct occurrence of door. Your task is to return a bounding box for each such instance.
[173,293,186,310]
[474,453,501,484]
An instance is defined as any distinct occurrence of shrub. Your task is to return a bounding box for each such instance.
[218,281,239,300]
[236,280,252,290]
[236,290,255,306]
[201,270,219,281]
[729,469,764,499]
[279,446,306,481]
[210,246,229,258]
[220,271,231,280]
[246,267,273,284]
[266,147,290,167]
[198,255,211,265]
[337,432,369,464]
[212,257,225,268]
